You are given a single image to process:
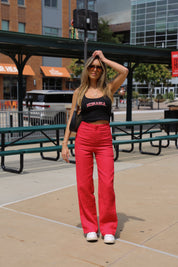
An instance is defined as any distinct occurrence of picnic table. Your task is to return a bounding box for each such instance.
[0,119,178,173]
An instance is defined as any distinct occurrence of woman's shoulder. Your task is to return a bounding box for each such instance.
[73,88,80,97]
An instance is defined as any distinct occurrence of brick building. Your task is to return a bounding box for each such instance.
[0,0,76,103]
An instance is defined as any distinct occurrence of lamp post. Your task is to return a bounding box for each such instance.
[84,0,88,63]
[73,1,98,63]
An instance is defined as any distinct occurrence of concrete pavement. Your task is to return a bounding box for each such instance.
[0,109,178,267]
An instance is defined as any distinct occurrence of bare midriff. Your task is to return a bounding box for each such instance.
[88,120,109,124]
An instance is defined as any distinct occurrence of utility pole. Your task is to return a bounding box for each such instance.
[84,0,88,63]
[73,1,98,63]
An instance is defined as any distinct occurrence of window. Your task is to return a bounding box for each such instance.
[77,0,95,11]
[137,3,145,9]
[1,0,8,3]
[44,0,57,8]
[43,26,59,36]
[156,11,166,18]
[168,3,178,10]
[146,31,155,37]
[18,0,25,5]
[146,25,155,31]
[3,77,26,100]
[157,0,166,5]
[137,14,145,20]
[77,29,96,41]
[43,78,62,90]
[1,20,9,31]
[18,22,25,33]
[136,32,144,38]
[88,0,95,11]
[169,0,178,4]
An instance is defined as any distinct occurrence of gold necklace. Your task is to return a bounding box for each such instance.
[93,90,98,97]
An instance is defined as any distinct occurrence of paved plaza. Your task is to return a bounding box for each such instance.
[0,108,178,267]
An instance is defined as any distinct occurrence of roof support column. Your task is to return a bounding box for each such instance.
[126,61,139,121]
[8,53,31,126]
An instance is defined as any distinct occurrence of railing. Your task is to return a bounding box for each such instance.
[0,110,70,142]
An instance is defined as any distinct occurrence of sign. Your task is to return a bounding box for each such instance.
[40,66,70,78]
[171,51,178,77]
[0,64,34,76]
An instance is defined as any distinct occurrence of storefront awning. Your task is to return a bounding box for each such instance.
[0,63,35,76]
[40,66,71,78]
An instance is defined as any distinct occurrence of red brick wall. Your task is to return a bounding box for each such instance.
[0,1,42,99]
[0,1,77,99]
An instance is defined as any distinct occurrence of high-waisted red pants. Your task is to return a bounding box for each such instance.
[75,121,118,236]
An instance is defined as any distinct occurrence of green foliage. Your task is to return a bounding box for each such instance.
[69,59,84,78]
[132,91,140,99]
[167,92,174,101]
[133,64,172,86]
[159,92,174,101]
[106,66,117,82]
[163,92,174,100]
[156,94,163,100]
[97,18,123,44]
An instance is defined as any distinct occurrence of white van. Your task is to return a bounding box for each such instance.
[23,90,74,125]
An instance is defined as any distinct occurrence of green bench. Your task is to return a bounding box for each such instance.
[0,119,178,174]
[0,143,75,174]
[1,133,177,173]
[0,135,76,174]
[0,124,65,173]
[112,134,178,160]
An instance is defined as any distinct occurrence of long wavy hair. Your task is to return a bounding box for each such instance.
[77,55,113,107]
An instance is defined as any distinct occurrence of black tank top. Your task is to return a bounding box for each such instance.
[81,95,112,122]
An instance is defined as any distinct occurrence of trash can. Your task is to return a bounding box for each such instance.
[163,108,178,132]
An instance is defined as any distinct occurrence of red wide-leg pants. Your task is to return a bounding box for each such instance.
[75,121,118,236]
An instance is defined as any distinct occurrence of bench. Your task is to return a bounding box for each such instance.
[112,134,178,161]
[0,135,76,174]
[110,119,178,160]
[0,143,75,174]
[0,124,65,173]
[1,133,177,173]
[138,100,153,109]
[0,121,76,174]
[1,119,178,173]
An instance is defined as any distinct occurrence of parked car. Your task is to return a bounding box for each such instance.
[23,90,73,125]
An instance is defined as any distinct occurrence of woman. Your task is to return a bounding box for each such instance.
[62,50,128,244]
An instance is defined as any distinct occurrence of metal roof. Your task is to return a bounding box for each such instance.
[0,30,174,124]
[0,30,173,65]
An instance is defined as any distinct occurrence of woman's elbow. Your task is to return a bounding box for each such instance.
[125,68,129,76]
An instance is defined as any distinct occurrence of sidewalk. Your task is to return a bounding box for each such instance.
[0,111,178,266]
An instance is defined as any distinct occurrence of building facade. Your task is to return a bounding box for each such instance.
[0,0,77,103]
[130,0,178,49]
[0,0,42,101]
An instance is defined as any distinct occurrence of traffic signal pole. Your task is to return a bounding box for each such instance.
[84,0,88,63]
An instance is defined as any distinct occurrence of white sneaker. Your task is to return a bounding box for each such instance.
[104,234,115,244]
[86,232,98,242]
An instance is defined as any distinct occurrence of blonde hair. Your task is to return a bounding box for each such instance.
[77,55,113,107]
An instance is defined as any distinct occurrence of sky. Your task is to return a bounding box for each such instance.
[96,0,131,24]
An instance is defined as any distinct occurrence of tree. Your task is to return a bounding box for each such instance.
[97,18,123,44]
[69,59,84,78]
[133,63,171,87]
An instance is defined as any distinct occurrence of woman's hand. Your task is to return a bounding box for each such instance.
[92,50,128,94]
[92,50,106,62]
[62,144,70,163]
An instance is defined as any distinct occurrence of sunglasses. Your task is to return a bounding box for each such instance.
[88,65,103,72]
